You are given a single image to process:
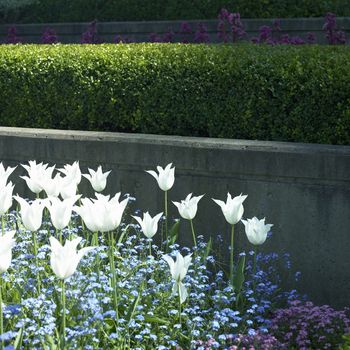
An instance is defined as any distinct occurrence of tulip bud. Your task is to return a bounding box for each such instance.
[46,195,81,230]
[242,217,273,246]
[212,193,247,225]
[49,236,95,279]
[83,165,111,192]
[146,163,175,191]
[58,161,81,186]
[132,211,163,239]
[14,196,45,231]
[173,193,204,220]
[163,252,192,304]
[74,193,128,232]
[0,182,14,216]
[0,230,15,273]
[0,162,16,189]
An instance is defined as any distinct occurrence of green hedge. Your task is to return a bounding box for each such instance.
[1,0,350,23]
[0,44,349,145]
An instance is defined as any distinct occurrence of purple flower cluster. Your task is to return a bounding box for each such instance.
[217,8,246,43]
[270,300,350,349]
[194,23,209,43]
[323,12,347,44]
[251,19,316,45]
[81,20,99,44]
[5,26,22,44]
[41,27,58,44]
[194,332,283,349]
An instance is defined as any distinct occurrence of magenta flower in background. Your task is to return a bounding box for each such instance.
[306,32,316,44]
[114,35,132,44]
[194,23,209,43]
[323,12,346,44]
[149,32,162,43]
[41,27,58,44]
[162,29,175,43]
[5,26,22,44]
[217,8,246,43]
[180,21,192,43]
[81,20,100,44]
[270,300,350,349]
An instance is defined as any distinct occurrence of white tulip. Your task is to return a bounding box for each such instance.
[58,161,81,185]
[242,217,273,246]
[74,193,128,232]
[212,193,248,225]
[83,166,111,192]
[146,163,175,191]
[0,163,16,188]
[21,161,55,194]
[173,193,204,220]
[0,230,15,273]
[14,196,45,231]
[46,195,81,230]
[0,182,14,216]
[41,173,62,198]
[49,236,95,279]
[163,252,192,304]
[60,174,78,199]
[132,211,163,239]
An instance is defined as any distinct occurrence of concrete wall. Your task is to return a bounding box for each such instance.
[0,126,349,308]
[0,17,349,43]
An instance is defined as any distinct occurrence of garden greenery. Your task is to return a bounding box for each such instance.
[0,44,349,145]
[0,0,349,23]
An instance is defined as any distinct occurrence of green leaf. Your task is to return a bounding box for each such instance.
[233,254,246,294]
[143,315,170,325]
[14,327,24,350]
[168,220,180,245]
[126,292,141,324]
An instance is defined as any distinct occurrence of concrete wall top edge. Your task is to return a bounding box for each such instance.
[0,126,349,157]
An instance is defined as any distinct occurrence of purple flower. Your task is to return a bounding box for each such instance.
[180,22,192,43]
[217,8,246,43]
[81,20,99,44]
[323,13,346,45]
[41,28,58,44]
[5,26,22,44]
[149,33,162,43]
[162,29,175,43]
[194,23,209,43]
[270,301,350,349]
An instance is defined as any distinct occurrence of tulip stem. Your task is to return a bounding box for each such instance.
[149,240,152,257]
[230,224,234,286]
[108,232,119,321]
[164,191,168,251]
[190,220,197,248]
[61,279,66,349]
[32,231,41,295]
[253,246,257,292]
[178,284,182,326]
[0,276,3,350]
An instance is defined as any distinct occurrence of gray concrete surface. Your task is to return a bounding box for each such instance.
[0,126,349,308]
[0,17,348,43]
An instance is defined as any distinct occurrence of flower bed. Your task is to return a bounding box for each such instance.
[0,160,349,349]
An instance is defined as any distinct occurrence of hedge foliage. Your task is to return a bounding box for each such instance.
[0,44,349,145]
[1,0,349,23]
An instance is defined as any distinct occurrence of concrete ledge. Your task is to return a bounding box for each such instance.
[0,126,349,307]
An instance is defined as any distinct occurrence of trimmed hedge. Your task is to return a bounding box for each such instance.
[1,0,350,23]
[0,44,349,145]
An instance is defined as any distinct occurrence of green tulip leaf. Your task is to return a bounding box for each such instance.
[233,254,246,294]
